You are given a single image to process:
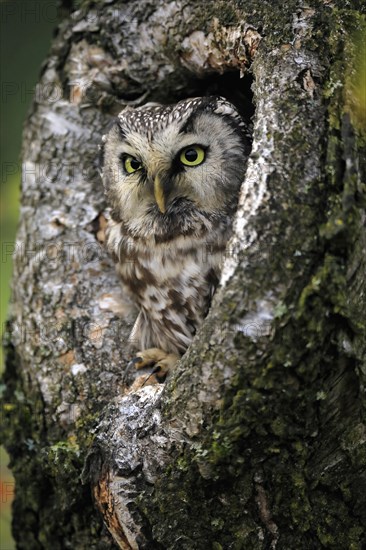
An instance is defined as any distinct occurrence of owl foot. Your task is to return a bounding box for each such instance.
[134,348,179,382]
[125,348,179,389]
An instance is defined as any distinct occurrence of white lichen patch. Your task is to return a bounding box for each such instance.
[101,385,165,548]
[56,402,81,427]
[42,109,85,136]
[71,363,87,376]
[117,384,163,418]
[22,161,39,192]
[235,293,277,341]
[220,102,275,286]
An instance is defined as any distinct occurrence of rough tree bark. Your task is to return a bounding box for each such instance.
[1,1,365,549]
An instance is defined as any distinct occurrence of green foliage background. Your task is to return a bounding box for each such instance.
[0,2,58,547]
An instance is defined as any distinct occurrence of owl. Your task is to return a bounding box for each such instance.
[101,96,251,382]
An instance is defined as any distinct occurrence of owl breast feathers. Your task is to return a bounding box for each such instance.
[101,96,251,358]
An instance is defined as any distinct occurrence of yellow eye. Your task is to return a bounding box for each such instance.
[123,155,142,174]
[179,145,205,167]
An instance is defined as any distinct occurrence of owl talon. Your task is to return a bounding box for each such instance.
[134,348,179,371]
[152,364,165,381]
[148,362,170,383]
[125,348,179,388]
[129,356,144,367]
[124,356,143,380]
[141,365,166,386]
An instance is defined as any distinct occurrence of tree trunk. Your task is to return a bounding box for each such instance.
[1,1,365,549]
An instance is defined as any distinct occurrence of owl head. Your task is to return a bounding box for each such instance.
[101,96,251,239]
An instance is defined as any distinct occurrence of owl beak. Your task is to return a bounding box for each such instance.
[154,175,166,213]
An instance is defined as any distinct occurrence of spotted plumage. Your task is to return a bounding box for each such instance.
[101,96,251,378]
